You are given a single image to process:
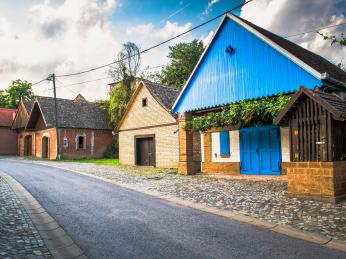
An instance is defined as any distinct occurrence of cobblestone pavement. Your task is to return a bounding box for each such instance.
[24,160,346,242]
[0,176,52,258]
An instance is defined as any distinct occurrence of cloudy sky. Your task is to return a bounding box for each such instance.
[0,0,345,100]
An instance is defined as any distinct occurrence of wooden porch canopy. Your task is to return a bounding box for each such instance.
[274,87,346,162]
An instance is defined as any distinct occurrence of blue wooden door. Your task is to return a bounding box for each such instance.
[240,126,281,175]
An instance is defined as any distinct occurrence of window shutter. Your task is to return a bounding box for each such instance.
[219,131,230,155]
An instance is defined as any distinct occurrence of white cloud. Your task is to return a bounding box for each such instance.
[240,0,346,65]
[200,30,214,46]
[125,21,193,68]
[240,0,286,29]
[0,0,194,100]
[204,0,221,15]
[0,0,120,100]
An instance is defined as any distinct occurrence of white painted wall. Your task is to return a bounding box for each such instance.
[201,127,290,164]
[280,127,290,162]
[211,130,240,162]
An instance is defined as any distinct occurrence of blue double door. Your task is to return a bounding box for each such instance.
[240,126,282,175]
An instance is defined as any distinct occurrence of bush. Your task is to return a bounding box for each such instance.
[103,138,119,158]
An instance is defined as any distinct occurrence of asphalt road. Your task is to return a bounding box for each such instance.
[0,159,345,259]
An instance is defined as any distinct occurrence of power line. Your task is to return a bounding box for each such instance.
[32,78,48,86]
[58,76,113,87]
[55,78,78,94]
[50,64,166,89]
[284,22,346,38]
[55,0,254,78]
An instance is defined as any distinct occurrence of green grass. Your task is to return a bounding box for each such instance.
[59,158,121,166]
[25,156,178,176]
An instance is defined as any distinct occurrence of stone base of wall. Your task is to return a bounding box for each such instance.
[286,161,346,203]
[202,162,240,175]
[281,162,290,175]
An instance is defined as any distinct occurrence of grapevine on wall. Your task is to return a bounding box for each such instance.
[184,94,291,132]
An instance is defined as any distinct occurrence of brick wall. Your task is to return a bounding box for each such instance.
[286,161,346,203]
[0,127,18,155]
[18,131,35,156]
[201,132,240,175]
[200,127,290,175]
[119,125,179,168]
[35,128,57,159]
[119,86,177,130]
[177,114,201,175]
[118,84,179,168]
[19,128,112,159]
[60,128,113,159]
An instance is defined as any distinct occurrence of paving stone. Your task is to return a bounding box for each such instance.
[0,176,52,257]
[28,159,346,242]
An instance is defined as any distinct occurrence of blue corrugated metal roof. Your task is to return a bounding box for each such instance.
[173,16,322,114]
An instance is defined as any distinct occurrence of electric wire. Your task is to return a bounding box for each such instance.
[284,22,346,38]
[55,0,255,78]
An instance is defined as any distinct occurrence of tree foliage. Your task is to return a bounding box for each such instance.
[108,42,141,125]
[185,95,291,132]
[0,79,34,108]
[157,40,205,88]
[0,90,7,107]
[318,32,346,47]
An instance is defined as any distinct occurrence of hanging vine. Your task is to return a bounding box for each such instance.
[184,94,291,132]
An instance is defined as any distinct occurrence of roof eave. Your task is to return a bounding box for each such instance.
[321,72,346,87]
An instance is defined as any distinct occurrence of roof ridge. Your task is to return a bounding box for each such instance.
[35,95,88,102]
[143,80,180,91]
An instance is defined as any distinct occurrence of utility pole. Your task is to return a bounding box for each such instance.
[49,73,61,159]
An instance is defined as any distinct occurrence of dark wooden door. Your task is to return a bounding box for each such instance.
[136,137,155,166]
[24,136,32,156]
[42,137,49,159]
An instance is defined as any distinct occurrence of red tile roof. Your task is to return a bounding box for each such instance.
[0,108,16,127]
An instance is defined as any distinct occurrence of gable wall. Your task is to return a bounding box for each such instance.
[118,85,178,168]
[174,18,322,113]
[12,102,29,130]
[119,86,176,130]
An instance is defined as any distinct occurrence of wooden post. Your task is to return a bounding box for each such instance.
[50,73,61,159]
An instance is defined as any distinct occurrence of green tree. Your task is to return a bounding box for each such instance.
[157,40,205,88]
[108,42,141,125]
[0,90,7,107]
[318,32,346,47]
[5,79,34,108]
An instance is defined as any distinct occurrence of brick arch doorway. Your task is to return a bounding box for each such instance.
[24,135,32,156]
[42,136,49,159]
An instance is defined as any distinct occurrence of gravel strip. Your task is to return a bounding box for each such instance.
[24,159,346,242]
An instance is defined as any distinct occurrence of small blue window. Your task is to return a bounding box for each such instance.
[220,131,230,155]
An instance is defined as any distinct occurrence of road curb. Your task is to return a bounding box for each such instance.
[0,170,87,259]
[12,161,346,254]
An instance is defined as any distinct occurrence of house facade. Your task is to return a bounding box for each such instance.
[13,95,113,159]
[117,80,180,168]
[0,108,17,155]
[172,14,346,201]
[12,99,34,156]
